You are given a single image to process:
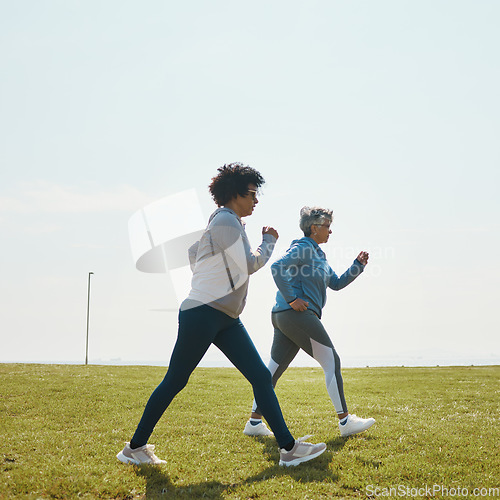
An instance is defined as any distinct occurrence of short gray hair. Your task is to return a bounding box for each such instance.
[299,206,333,236]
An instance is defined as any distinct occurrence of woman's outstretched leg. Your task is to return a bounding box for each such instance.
[213,318,294,448]
[250,327,300,419]
[214,317,327,465]
[130,306,222,447]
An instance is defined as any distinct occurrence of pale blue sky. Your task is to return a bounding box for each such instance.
[1,0,499,367]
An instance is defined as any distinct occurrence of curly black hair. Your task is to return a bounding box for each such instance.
[209,163,265,206]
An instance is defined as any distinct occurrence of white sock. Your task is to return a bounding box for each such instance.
[339,415,348,425]
[250,418,262,426]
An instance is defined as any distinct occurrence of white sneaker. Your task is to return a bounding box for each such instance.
[117,442,166,465]
[279,436,327,467]
[339,414,376,437]
[243,419,274,436]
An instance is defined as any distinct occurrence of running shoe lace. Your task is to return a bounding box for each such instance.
[143,445,157,458]
[296,435,313,443]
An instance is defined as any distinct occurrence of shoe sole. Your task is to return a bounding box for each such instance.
[116,451,140,465]
[243,430,274,437]
[340,420,376,438]
[279,446,326,467]
[117,452,166,465]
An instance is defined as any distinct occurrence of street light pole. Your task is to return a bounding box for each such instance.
[85,272,94,365]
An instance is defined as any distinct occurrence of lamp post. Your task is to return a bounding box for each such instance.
[85,272,94,365]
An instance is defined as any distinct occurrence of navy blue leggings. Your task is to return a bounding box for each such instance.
[131,304,294,448]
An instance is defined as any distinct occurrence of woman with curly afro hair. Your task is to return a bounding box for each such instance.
[117,163,326,467]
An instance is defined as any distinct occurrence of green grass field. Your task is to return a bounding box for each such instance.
[1,364,498,499]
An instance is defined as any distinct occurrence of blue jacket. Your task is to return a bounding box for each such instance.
[271,237,364,319]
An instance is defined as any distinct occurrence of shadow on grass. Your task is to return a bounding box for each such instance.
[133,437,345,499]
[134,466,225,498]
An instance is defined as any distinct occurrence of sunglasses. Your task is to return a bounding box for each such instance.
[246,189,258,200]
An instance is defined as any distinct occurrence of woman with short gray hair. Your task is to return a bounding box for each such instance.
[298,206,333,237]
[243,206,375,438]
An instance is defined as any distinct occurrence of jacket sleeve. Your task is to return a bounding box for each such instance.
[270,244,303,303]
[328,259,365,291]
[245,233,277,274]
[210,211,277,277]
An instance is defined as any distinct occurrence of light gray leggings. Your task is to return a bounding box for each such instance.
[253,309,348,415]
